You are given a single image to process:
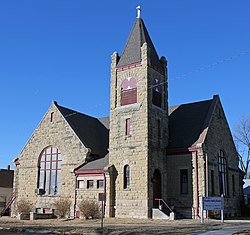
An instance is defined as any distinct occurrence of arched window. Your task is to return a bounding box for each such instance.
[38,146,62,195]
[152,79,162,107]
[124,165,130,189]
[121,77,137,106]
[218,150,227,195]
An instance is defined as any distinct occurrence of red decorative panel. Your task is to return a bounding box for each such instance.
[121,88,137,106]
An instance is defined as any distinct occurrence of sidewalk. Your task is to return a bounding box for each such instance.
[0,217,250,234]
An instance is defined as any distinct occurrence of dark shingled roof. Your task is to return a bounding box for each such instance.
[56,103,109,157]
[0,169,14,188]
[168,98,214,149]
[76,154,109,171]
[117,18,163,70]
[98,117,110,130]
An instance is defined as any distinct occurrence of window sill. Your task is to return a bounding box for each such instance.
[125,135,132,140]
[38,194,60,197]
[123,188,131,191]
[115,103,141,112]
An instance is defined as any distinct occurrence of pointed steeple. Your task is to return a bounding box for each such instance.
[117,10,162,69]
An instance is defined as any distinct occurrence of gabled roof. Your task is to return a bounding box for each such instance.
[55,103,109,157]
[0,169,14,188]
[117,18,162,70]
[75,153,109,172]
[168,96,218,149]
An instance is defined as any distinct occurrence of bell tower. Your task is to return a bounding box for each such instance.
[108,7,169,218]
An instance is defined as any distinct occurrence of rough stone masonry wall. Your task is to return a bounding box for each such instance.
[203,99,241,216]
[147,62,169,210]
[12,103,89,217]
[167,153,193,218]
[109,44,150,218]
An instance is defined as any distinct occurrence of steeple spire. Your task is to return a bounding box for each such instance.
[117,9,163,72]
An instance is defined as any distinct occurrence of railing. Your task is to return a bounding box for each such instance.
[155,198,174,213]
[0,192,16,216]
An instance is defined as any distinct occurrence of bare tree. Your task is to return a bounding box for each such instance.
[234,116,250,178]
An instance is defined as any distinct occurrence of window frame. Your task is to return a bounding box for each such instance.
[97,180,104,189]
[125,118,131,136]
[121,77,137,106]
[87,180,94,189]
[77,180,84,189]
[180,169,188,195]
[218,150,228,196]
[38,146,62,196]
[124,165,130,189]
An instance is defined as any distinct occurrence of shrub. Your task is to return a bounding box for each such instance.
[16,199,33,214]
[78,199,101,219]
[54,198,71,218]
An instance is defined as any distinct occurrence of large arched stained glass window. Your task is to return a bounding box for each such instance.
[38,146,62,195]
[218,150,227,196]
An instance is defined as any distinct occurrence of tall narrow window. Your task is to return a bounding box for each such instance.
[121,77,137,106]
[50,112,54,122]
[157,119,161,145]
[211,170,215,195]
[38,146,62,195]
[152,79,162,107]
[180,169,188,194]
[124,165,130,189]
[125,118,131,136]
[218,150,227,195]
[232,175,235,196]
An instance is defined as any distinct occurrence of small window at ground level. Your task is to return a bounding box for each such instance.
[87,180,94,189]
[97,180,104,189]
[77,180,84,189]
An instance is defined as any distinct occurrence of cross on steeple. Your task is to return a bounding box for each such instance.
[136,6,141,18]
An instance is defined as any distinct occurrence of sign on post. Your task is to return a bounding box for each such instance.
[203,197,224,210]
[99,193,106,230]
[201,196,224,223]
[99,193,106,202]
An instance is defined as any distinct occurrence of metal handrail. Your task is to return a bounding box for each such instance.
[0,192,16,216]
[155,198,173,213]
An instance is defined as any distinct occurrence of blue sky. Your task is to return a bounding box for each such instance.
[0,1,249,169]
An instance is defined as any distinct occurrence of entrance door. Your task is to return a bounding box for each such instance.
[153,169,162,207]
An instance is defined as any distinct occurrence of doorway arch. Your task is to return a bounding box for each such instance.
[153,169,162,207]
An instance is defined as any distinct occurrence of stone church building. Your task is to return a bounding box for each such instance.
[12,12,242,219]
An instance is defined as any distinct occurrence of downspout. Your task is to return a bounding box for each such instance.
[74,174,78,219]
[193,151,199,219]
[103,171,106,215]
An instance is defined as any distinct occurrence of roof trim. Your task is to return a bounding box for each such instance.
[195,95,219,146]
[75,169,104,175]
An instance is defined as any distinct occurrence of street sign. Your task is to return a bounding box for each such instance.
[203,196,224,210]
[99,193,106,202]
